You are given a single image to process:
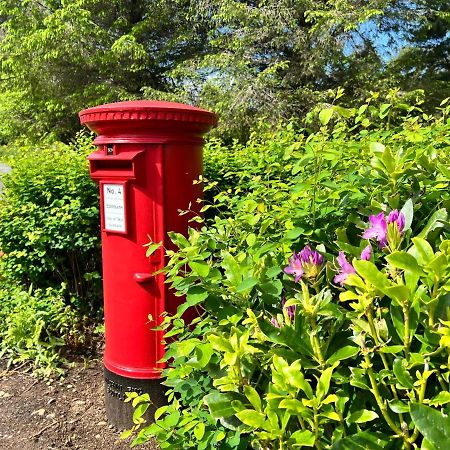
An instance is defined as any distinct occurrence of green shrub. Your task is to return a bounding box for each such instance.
[0,134,101,311]
[0,283,80,377]
[128,98,450,448]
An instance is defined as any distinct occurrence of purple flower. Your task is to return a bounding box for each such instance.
[271,317,281,328]
[362,212,388,248]
[282,298,296,321]
[284,245,323,281]
[284,252,304,282]
[360,245,372,261]
[387,210,405,233]
[362,209,406,249]
[299,245,324,267]
[333,251,356,285]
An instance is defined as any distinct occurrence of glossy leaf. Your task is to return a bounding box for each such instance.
[410,403,450,450]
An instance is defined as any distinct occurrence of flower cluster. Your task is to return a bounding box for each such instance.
[334,245,371,285]
[275,206,407,327]
[283,245,324,282]
[362,210,405,249]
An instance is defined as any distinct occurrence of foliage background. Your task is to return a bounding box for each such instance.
[0,0,448,142]
[127,99,450,449]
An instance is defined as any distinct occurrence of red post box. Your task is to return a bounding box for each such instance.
[79,100,217,428]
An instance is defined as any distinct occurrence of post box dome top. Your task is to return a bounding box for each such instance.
[79,100,217,127]
[79,100,217,144]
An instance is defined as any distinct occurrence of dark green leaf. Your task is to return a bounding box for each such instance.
[331,431,389,450]
[410,403,450,450]
[393,358,415,389]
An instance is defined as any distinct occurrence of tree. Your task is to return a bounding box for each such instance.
[384,0,450,107]
[0,0,209,142]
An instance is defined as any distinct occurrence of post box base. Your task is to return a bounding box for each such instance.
[104,367,166,430]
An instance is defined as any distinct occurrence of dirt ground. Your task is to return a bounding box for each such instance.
[0,357,160,450]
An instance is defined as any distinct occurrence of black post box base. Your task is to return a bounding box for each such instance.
[104,367,167,430]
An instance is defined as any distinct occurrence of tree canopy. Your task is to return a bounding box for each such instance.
[0,0,448,142]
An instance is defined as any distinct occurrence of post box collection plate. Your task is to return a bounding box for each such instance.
[80,100,217,429]
[102,181,127,233]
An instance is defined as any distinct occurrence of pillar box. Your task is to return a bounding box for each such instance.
[79,100,217,428]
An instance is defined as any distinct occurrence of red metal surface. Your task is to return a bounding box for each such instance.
[79,101,217,379]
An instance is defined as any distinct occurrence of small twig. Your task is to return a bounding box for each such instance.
[17,379,40,396]
[27,421,58,440]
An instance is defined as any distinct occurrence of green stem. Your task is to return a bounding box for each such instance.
[337,410,347,437]
[313,407,323,450]
[364,354,406,442]
[310,317,326,368]
[367,309,400,398]
[410,374,429,443]
[436,368,448,392]
[429,278,439,327]
[366,309,410,438]
[403,302,411,359]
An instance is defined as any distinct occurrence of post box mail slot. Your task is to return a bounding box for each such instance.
[88,149,144,180]
[79,100,217,428]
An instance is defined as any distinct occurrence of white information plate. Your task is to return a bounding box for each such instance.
[103,183,126,232]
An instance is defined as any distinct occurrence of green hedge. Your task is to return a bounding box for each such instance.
[128,97,450,449]
[0,135,101,308]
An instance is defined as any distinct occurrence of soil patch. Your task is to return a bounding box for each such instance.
[0,358,159,450]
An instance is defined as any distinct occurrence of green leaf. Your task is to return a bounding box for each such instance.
[369,142,385,154]
[410,403,450,450]
[208,334,234,353]
[418,209,448,239]
[244,385,262,412]
[393,358,415,389]
[379,345,404,354]
[353,260,390,294]
[319,108,334,125]
[331,432,389,449]
[317,364,336,403]
[429,391,450,407]
[279,398,311,416]
[327,345,359,365]
[290,429,315,446]
[145,241,162,257]
[236,277,259,293]
[384,284,410,305]
[427,254,448,281]
[412,237,434,264]
[204,391,239,419]
[186,286,208,304]
[400,199,414,232]
[388,400,409,413]
[386,252,423,276]
[235,409,266,428]
[285,227,305,240]
[346,409,379,424]
[194,422,205,440]
[246,233,257,246]
[120,429,133,439]
[188,261,210,277]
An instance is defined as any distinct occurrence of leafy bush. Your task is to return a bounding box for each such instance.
[0,133,102,374]
[127,98,450,448]
[0,283,80,377]
[0,134,101,310]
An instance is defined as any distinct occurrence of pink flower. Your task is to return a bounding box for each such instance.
[282,298,296,321]
[271,317,281,328]
[360,245,372,261]
[362,210,406,249]
[284,252,304,282]
[362,212,388,248]
[299,245,324,266]
[284,245,323,282]
[333,251,356,285]
[387,210,405,233]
